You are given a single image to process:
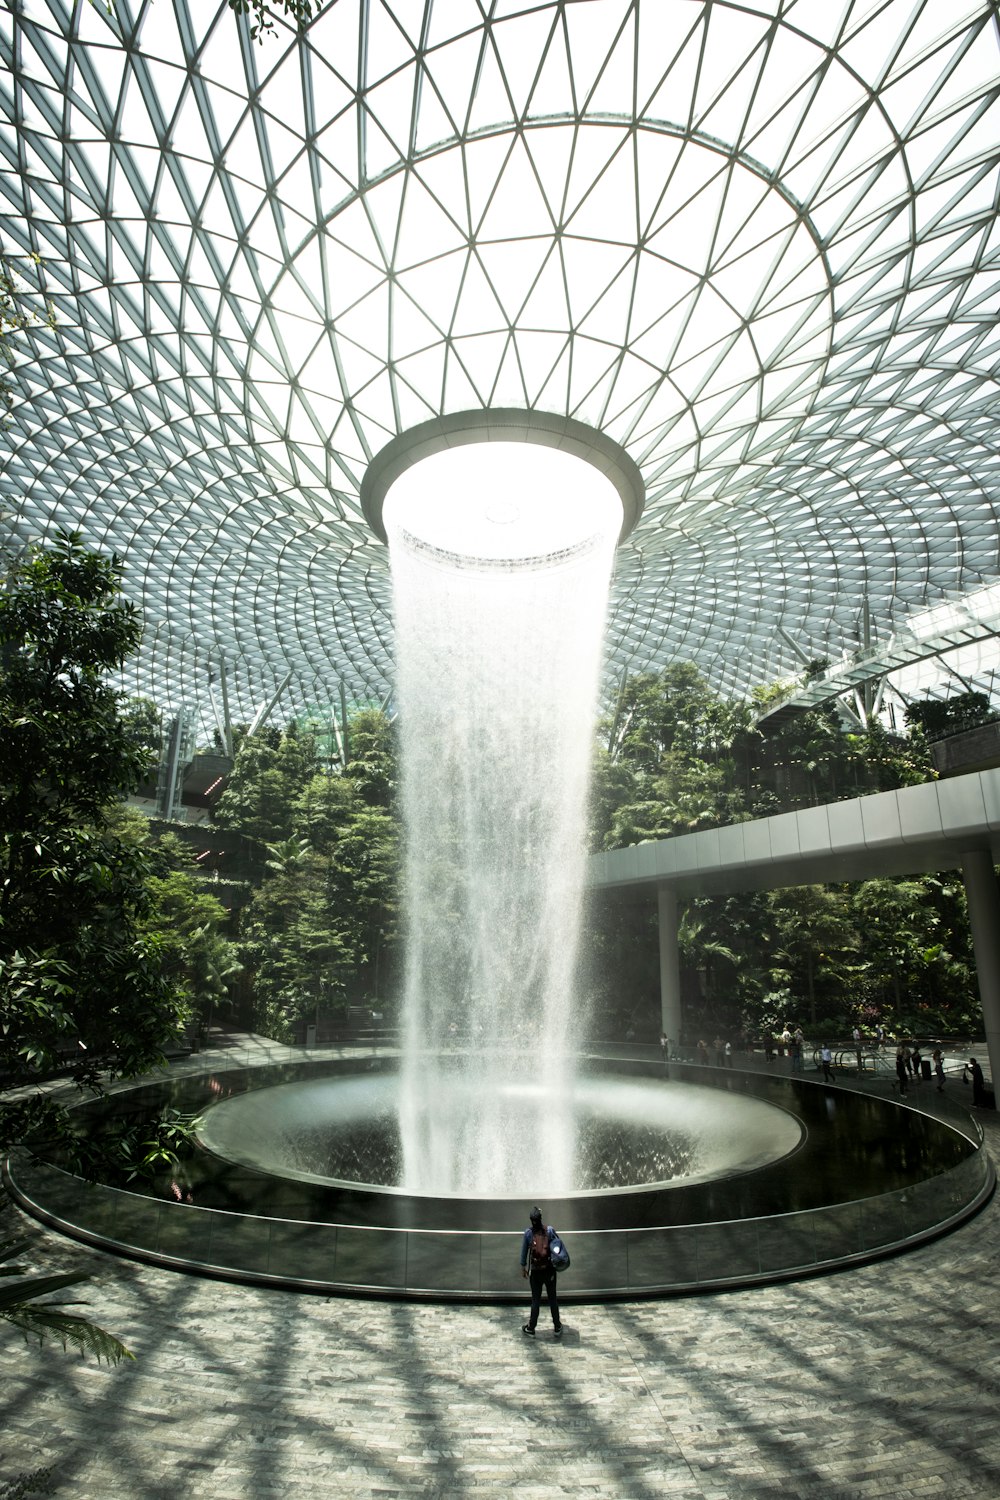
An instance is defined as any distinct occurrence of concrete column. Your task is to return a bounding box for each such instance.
[657,885,682,1049]
[961,849,1000,1092]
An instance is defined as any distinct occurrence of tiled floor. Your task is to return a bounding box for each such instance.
[3,1047,999,1499]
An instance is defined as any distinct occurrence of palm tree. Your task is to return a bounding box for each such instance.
[1,1213,132,1365]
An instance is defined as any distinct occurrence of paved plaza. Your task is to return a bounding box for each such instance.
[3,1052,1000,1500]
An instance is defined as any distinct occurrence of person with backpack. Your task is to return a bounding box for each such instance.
[520,1206,562,1337]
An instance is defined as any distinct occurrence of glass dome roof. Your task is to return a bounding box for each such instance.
[1,0,998,728]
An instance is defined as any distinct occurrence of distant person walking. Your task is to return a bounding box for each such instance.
[932,1048,945,1093]
[520,1207,562,1337]
[820,1044,834,1083]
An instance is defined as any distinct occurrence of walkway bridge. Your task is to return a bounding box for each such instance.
[587,767,1000,1092]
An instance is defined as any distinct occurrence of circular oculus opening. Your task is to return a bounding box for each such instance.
[382,442,623,564]
[361,409,645,562]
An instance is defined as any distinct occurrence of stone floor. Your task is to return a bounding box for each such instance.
[3,1048,1000,1499]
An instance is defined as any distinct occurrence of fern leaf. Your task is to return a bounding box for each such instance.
[1,1304,134,1364]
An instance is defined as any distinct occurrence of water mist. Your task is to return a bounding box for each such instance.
[385,443,620,1195]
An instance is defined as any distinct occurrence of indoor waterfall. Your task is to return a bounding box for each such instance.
[387,448,619,1195]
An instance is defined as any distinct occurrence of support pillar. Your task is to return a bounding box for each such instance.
[657,886,682,1051]
[961,849,1000,1094]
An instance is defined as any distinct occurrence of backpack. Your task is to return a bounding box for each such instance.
[549,1235,571,1272]
[530,1228,550,1270]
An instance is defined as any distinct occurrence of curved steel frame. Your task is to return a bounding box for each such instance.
[360,409,646,548]
[2,3,999,727]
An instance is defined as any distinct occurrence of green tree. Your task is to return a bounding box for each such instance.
[343,708,397,809]
[238,850,353,1040]
[766,885,859,1028]
[0,533,187,1106]
[905,691,997,741]
[849,877,957,1020]
[211,723,319,842]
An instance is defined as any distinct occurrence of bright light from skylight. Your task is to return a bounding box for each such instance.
[382,443,623,564]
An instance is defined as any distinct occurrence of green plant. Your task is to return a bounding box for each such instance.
[0,1198,132,1365]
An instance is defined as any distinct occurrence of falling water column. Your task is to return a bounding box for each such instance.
[384,443,621,1197]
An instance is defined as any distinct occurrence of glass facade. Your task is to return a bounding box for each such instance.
[1,1,998,727]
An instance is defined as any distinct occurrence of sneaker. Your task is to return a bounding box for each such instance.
[522,1323,535,1336]
[553,1324,563,1337]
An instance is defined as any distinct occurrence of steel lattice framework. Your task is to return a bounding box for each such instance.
[1,0,999,731]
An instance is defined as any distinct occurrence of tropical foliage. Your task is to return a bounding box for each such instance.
[1,1199,132,1365]
[0,533,188,1099]
[589,665,980,1043]
[216,713,399,1041]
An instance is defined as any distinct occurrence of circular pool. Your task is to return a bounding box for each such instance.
[4,1055,993,1301]
[196,1070,803,1198]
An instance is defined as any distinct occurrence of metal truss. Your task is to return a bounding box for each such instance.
[1,0,998,733]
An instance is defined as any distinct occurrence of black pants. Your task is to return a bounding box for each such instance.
[528,1267,560,1329]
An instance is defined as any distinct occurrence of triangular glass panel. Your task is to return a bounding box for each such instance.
[362,100,407,180]
[461,133,516,229]
[391,366,439,429]
[314,111,362,199]
[477,136,553,240]
[410,150,470,237]
[521,123,576,223]
[395,248,467,334]
[414,68,458,153]
[644,145,727,262]
[565,0,634,111]
[332,196,392,273]
[449,330,508,400]
[394,344,447,409]
[396,174,466,269]
[442,346,484,412]
[518,247,571,333]
[533,341,571,412]
[390,286,443,359]
[577,257,636,345]
[580,7,636,116]
[331,331,385,397]
[491,7,559,118]
[451,253,507,337]
[220,116,267,193]
[489,332,526,405]
[467,38,516,134]
[561,238,636,329]
[366,0,419,87]
[119,73,162,150]
[335,282,390,358]
[514,329,570,404]
[564,137,636,242]
[321,235,387,322]
[305,1,361,90]
[477,237,550,323]
[422,29,484,136]
[526,20,574,117]
[641,12,706,126]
